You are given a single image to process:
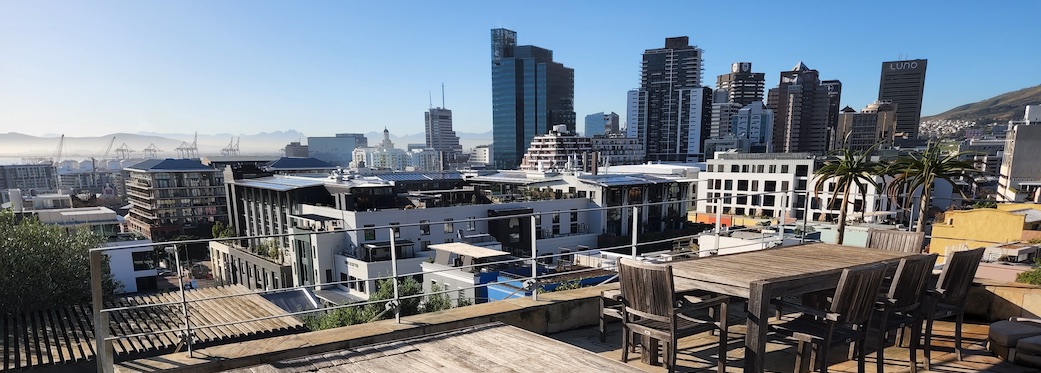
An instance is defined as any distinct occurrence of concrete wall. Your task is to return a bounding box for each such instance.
[932,208,1027,258]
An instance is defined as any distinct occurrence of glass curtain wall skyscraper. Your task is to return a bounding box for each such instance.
[491,28,575,169]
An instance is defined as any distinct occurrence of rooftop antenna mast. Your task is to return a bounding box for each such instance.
[429,91,433,109]
[441,83,445,108]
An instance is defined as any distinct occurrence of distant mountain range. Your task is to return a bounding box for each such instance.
[922,84,1041,124]
[0,130,493,159]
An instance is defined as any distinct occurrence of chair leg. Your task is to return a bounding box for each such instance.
[955,311,964,361]
[668,338,677,373]
[621,325,630,363]
[795,340,811,373]
[877,330,886,372]
[598,298,606,343]
[923,315,934,371]
[819,335,831,373]
[909,318,921,373]
[857,338,867,373]
[717,302,728,373]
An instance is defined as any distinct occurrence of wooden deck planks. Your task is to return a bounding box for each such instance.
[3,285,302,371]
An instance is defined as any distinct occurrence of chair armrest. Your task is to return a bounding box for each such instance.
[1011,317,1041,326]
[676,295,729,313]
[771,298,840,321]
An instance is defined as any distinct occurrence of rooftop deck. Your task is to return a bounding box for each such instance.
[110,283,1037,373]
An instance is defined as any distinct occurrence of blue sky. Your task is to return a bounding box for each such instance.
[1,1,1038,138]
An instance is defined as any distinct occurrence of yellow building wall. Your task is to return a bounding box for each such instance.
[931,208,1026,262]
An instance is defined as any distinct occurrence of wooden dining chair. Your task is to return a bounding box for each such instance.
[872,253,938,373]
[617,258,730,373]
[922,247,985,370]
[771,263,887,373]
[866,229,926,253]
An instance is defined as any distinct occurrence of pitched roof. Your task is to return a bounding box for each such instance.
[792,61,810,71]
[125,158,214,172]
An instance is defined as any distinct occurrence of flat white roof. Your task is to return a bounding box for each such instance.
[428,242,509,259]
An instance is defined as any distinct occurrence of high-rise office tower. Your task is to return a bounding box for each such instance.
[425,107,461,153]
[878,59,927,140]
[633,36,710,162]
[583,112,620,137]
[625,89,641,139]
[716,62,766,107]
[766,62,842,153]
[834,101,897,152]
[491,28,575,169]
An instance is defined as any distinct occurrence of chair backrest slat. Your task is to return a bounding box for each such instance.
[888,254,939,310]
[618,258,675,319]
[867,229,926,253]
[937,247,985,304]
[830,263,887,324]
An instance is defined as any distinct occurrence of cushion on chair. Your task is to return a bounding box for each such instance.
[1016,334,1041,356]
[989,320,1041,347]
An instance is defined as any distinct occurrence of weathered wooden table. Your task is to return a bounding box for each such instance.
[670,243,916,373]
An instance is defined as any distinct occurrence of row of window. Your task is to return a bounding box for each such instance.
[706,163,810,176]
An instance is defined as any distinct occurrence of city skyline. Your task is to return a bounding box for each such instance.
[1,1,1039,138]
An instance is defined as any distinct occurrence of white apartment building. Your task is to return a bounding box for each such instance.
[998,105,1041,202]
[696,153,905,225]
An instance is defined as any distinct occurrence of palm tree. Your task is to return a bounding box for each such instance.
[813,147,881,245]
[885,142,978,233]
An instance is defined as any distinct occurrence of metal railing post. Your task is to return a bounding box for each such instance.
[801,191,810,244]
[630,206,639,259]
[530,214,539,301]
[389,229,400,323]
[172,246,192,357]
[714,195,723,255]
[90,250,114,373]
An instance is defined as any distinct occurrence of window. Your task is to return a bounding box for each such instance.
[752,180,759,191]
[419,220,430,235]
[444,218,454,233]
[707,164,714,172]
[737,180,748,191]
[390,222,400,238]
[782,181,790,192]
[741,165,749,172]
[757,165,764,173]
[769,165,777,173]
[552,225,560,235]
[764,181,777,192]
[132,251,154,271]
[736,196,747,204]
[781,165,789,173]
[420,240,430,251]
[444,238,455,243]
[730,165,739,172]
[552,211,560,224]
[466,217,476,231]
[570,209,578,222]
[795,165,809,177]
[724,180,733,190]
[588,191,595,200]
[363,224,375,240]
[570,222,579,234]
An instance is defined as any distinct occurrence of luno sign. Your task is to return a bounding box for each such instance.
[889,61,920,70]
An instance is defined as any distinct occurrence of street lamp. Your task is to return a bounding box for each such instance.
[164,246,193,356]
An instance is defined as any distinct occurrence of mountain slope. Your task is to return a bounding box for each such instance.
[923,84,1041,123]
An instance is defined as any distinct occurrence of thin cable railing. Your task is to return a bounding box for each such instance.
[87,188,952,371]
